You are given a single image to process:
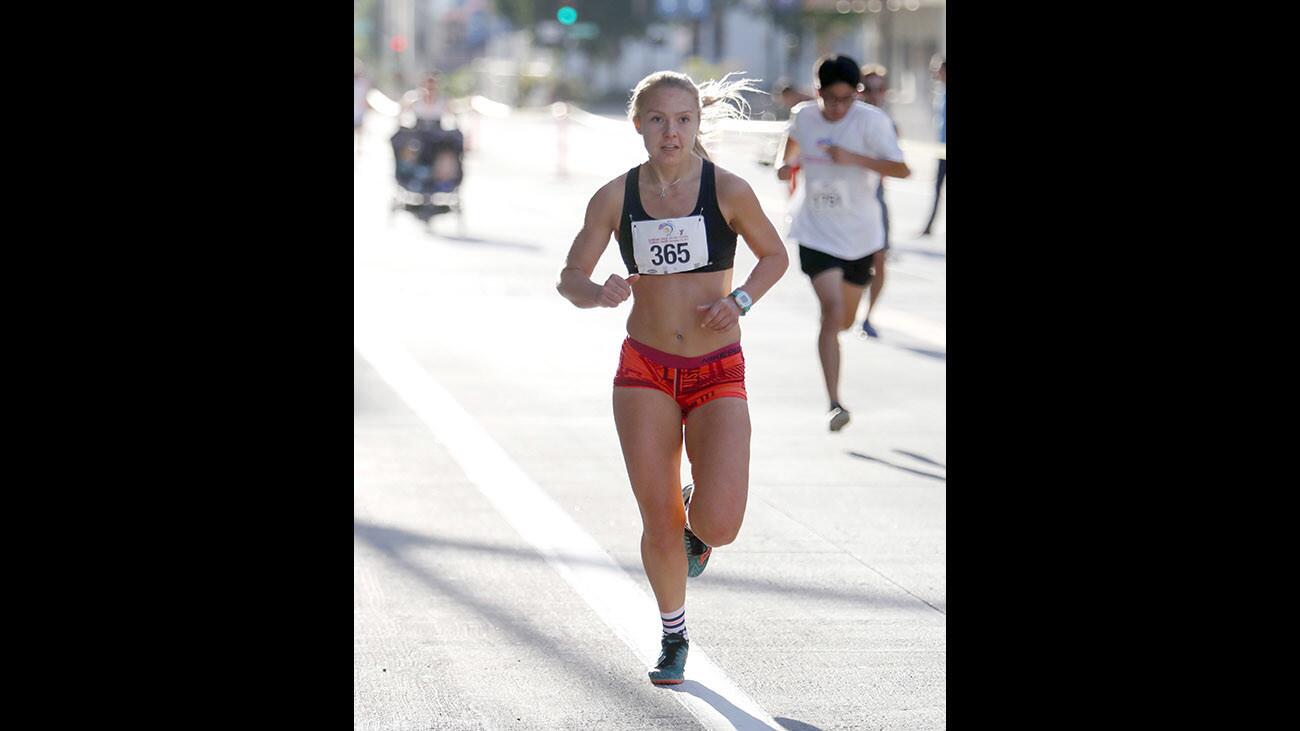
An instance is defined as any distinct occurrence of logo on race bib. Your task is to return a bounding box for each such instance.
[658,222,675,236]
[808,179,852,214]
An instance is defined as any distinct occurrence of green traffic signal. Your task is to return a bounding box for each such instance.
[557,6,577,25]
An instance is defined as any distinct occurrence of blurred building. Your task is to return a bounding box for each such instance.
[356,0,945,140]
[357,0,499,93]
[794,0,946,140]
[610,0,944,138]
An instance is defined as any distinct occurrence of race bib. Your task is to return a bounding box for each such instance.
[630,215,710,275]
[808,179,852,215]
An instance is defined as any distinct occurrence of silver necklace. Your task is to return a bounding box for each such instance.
[649,168,685,198]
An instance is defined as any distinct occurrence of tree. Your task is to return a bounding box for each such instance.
[493,0,537,30]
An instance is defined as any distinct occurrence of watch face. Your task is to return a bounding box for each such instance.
[733,290,752,309]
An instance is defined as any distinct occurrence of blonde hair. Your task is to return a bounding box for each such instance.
[627,70,763,161]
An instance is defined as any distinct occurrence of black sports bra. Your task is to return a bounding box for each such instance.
[616,159,737,275]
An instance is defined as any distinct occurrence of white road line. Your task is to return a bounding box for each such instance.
[356,323,783,731]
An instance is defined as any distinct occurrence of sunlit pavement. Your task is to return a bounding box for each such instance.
[355,107,945,730]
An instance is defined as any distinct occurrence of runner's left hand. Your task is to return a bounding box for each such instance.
[696,298,741,332]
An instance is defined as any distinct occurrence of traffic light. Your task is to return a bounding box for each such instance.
[556,6,577,25]
[389,34,407,53]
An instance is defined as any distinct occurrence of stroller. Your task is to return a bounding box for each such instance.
[389,118,464,232]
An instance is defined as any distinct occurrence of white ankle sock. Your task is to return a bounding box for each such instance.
[660,605,687,638]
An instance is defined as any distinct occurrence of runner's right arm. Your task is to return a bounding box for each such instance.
[776,135,800,181]
[557,178,639,309]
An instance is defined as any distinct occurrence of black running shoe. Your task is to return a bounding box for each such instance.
[685,528,712,577]
[648,631,689,685]
[828,406,851,432]
[682,484,712,578]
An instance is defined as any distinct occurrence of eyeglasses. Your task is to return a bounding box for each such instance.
[820,93,856,107]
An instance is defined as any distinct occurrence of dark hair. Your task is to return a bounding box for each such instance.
[815,54,861,90]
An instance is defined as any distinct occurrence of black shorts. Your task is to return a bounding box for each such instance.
[799,245,876,286]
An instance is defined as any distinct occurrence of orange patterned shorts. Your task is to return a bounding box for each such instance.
[613,337,747,421]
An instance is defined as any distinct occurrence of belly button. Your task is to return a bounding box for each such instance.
[674,330,684,341]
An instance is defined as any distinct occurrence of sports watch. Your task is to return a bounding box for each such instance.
[729,288,753,316]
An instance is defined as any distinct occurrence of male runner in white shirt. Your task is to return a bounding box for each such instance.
[777,54,910,432]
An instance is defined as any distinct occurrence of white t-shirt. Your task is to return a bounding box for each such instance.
[786,100,905,260]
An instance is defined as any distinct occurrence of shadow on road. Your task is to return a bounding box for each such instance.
[354,519,938,612]
[668,680,772,729]
[856,332,945,362]
[890,243,946,260]
[353,519,640,700]
[893,449,945,469]
[846,451,946,482]
[896,345,945,362]
[433,232,543,252]
[775,718,826,731]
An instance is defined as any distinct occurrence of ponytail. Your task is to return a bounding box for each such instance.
[628,70,764,160]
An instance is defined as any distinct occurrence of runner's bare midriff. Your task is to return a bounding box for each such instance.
[625,269,738,356]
